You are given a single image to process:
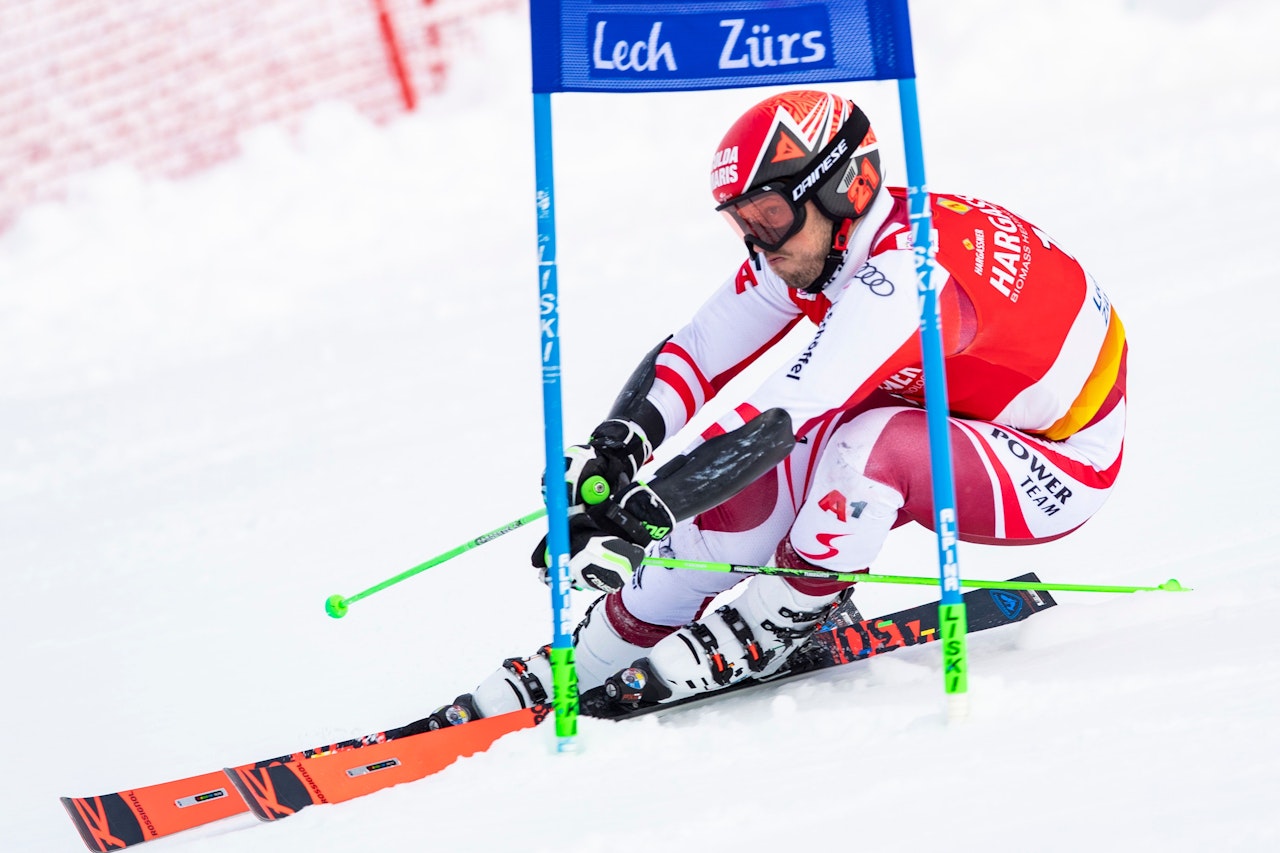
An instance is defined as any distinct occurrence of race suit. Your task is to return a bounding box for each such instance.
[611,186,1127,634]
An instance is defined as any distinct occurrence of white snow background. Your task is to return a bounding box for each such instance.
[4,1,1279,850]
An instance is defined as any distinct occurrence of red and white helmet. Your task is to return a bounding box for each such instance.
[710,90,882,228]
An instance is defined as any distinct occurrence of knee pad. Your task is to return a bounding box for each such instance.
[789,464,904,571]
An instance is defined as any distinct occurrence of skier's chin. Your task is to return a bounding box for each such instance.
[771,257,822,291]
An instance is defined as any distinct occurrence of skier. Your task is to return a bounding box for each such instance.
[431,89,1127,724]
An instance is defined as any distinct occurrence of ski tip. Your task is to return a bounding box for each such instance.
[222,768,281,823]
[1159,578,1190,592]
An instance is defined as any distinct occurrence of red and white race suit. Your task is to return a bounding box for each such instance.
[618,187,1128,629]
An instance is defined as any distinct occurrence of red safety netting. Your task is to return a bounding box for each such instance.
[0,0,521,230]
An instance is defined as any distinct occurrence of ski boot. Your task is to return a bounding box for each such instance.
[426,647,552,730]
[426,593,668,727]
[604,574,853,707]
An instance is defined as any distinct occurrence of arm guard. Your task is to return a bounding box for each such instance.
[604,336,671,450]
[648,408,795,521]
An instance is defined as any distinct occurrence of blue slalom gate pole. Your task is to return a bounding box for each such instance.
[532,92,579,748]
[897,77,969,716]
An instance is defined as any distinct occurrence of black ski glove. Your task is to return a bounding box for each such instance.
[546,419,652,508]
[533,482,676,593]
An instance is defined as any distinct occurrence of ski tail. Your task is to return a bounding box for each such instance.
[973,573,1057,625]
[226,704,549,821]
[59,771,248,851]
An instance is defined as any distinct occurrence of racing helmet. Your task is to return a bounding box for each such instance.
[710,90,882,253]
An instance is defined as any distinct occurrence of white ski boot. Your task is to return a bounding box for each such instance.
[426,647,553,730]
[604,574,850,705]
[428,594,661,727]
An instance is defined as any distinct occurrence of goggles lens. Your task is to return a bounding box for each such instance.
[717,186,805,253]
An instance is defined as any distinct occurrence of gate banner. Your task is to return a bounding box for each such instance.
[530,0,914,93]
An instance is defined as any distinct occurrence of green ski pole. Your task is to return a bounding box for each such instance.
[641,556,1189,594]
[325,509,548,618]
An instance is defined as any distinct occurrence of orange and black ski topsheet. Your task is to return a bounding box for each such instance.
[61,705,549,849]
[60,770,248,852]
[226,705,548,820]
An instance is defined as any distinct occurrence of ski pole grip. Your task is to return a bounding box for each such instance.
[580,475,610,505]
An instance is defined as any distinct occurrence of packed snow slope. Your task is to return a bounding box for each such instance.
[3,1,1279,850]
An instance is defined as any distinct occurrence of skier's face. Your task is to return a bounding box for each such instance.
[763,202,835,291]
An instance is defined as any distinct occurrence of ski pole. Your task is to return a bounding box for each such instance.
[325,508,549,618]
[640,556,1189,594]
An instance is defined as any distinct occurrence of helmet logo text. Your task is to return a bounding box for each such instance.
[790,138,848,202]
[711,146,739,191]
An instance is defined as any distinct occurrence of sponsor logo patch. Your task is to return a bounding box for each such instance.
[990,590,1024,621]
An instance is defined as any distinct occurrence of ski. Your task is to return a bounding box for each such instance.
[61,574,1053,850]
[225,705,547,821]
[59,706,543,851]
[61,771,248,853]
[583,572,1056,720]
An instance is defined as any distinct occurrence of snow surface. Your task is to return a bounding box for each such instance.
[4,1,1280,850]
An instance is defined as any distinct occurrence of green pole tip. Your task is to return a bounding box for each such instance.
[1160,579,1187,591]
[325,594,350,618]
[580,475,610,505]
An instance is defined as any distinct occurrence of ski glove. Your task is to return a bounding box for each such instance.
[587,481,676,545]
[534,516,646,593]
[533,482,676,593]
[547,419,652,508]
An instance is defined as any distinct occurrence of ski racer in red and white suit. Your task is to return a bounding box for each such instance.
[435,90,1128,722]
[628,185,1127,630]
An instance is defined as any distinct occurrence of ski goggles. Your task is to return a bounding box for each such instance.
[716,183,811,253]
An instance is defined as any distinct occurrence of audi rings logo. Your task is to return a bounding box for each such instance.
[854,263,895,296]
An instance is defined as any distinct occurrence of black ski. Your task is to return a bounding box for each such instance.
[581,573,1056,720]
